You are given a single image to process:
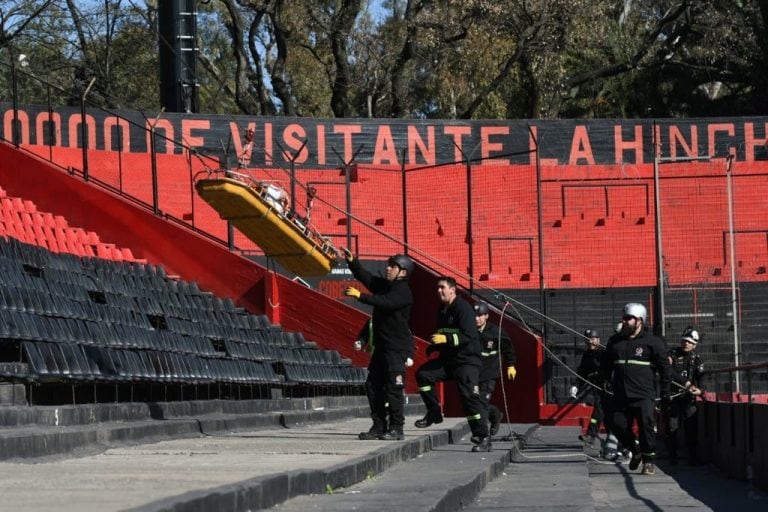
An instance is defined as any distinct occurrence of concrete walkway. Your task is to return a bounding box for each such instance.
[0,414,765,511]
[467,426,767,512]
[0,415,467,512]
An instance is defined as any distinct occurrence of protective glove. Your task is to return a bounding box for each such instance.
[405,357,414,367]
[431,333,448,345]
[342,247,354,263]
[569,385,579,399]
[506,365,517,380]
[344,286,361,299]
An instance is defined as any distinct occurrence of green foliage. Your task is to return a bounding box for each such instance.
[1,0,766,118]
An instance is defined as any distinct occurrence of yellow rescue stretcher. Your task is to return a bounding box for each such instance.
[195,176,337,277]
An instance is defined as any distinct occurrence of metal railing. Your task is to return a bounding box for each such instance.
[702,361,768,402]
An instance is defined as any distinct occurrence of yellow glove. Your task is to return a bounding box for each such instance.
[342,247,354,263]
[507,365,517,380]
[344,286,361,299]
[431,333,448,344]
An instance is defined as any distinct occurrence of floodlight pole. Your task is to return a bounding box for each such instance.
[725,154,740,393]
[652,147,666,337]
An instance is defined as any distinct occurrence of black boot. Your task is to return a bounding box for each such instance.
[378,428,404,441]
[414,410,443,428]
[471,436,492,452]
[359,417,387,440]
[358,427,383,440]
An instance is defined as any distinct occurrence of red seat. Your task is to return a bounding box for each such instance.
[121,247,136,261]
[96,243,115,258]
[53,215,68,229]
[85,231,100,245]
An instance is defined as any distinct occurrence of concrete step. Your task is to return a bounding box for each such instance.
[0,416,468,512]
[270,425,525,512]
[0,395,425,461]
[464,425,594,512]
[129,417,472,512]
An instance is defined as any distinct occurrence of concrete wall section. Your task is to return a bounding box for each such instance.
[698,401,767,492]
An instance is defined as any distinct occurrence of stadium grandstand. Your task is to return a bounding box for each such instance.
[0,51,767,510]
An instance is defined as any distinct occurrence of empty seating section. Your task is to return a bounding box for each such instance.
[0,232,365,400]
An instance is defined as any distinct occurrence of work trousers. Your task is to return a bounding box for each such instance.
[416,358,488,438]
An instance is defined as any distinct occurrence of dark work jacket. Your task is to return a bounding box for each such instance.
[668,346,703,414]
[601,330,671,402]
[478,322,516,382]
[349,258,413,354]
[432,296,481,368]
[668,347,703,388]
[577,346,605,386]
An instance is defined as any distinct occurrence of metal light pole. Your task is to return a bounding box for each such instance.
[652,153,666,337]
[725,154,741,393]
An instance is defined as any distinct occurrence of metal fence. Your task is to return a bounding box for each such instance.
[3,59,768,402]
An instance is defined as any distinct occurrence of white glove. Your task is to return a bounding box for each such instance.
[570,385,578,399]
[353,340,363,351]
[405,357,414,367]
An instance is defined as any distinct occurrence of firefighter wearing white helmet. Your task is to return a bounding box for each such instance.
[665,326,704,465]
[600,302,671,476]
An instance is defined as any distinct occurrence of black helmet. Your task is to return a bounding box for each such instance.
[474,302,490,316]
[388,254,414,276]
[584,328,599,339]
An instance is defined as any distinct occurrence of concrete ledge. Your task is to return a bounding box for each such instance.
[436,448,512,512]
[0,395,373,428]
[0,397,424,461]
[127,422,471,512]
[0,383,26,405]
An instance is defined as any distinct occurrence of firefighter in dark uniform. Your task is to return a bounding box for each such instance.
[600,302,671,476]
[573,328,605,446]
[474,301,516,437]
[414,276,491,452]
[344,249,414,441]
[666,326,704,465]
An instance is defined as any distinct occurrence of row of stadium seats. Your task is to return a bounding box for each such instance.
[2,340,363,387]
[19,341,284,385]
[0,232,364,392]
